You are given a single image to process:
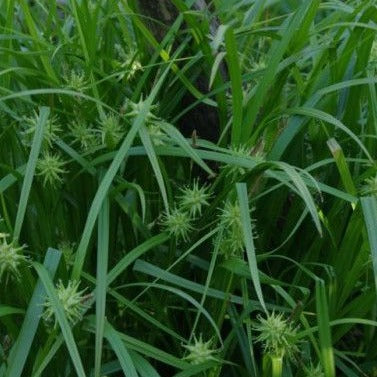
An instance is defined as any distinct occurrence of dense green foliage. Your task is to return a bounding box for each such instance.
[1,0,377,376]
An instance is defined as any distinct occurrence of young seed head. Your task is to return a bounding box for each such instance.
[58,241,75,266]
[0,234,27,283]
[123,97,159,125]
[360,175,377,196]
[124,57,142,80]
[69,121,97,151]
[100,114,123,149]
[148,123,165,146]
[183,335,218,365]
[162,208,193,242]
[220,201,242,229]
[224,144,264,177]
[219,201,244,258]
[226,145,252,176]
[178,180,211,217]
[36,152,66,187]
[63,69,87,91]
[114,46,143,80]
[253,311,299,359]
[22,111,61,149]
[42,280,90,328]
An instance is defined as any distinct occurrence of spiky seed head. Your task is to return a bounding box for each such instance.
[0,234,27,283]
[183,335,218,365]
[225,145,252,176]
[360,175,377,196]
[178,180,211,217]
[22,111,61,149]
[122,97,159,125]
[148,123,165,146]
[63,69,87,91]
[100,114,123,149]
[253,311,299,359]
[220,201,242,229]
[162,208,193,242]
[36,152,66,187]
[58,241,75,266]
[224,144,264,177]
[219,201,244,258]
[124,57,142,80]
[69,121,97,151]
[114,46,142,80]
[42,280,90,328]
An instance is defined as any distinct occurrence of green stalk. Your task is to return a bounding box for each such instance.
[271,356,283,377]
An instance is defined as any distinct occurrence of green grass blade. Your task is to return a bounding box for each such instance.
[361,196,377,295]
[94,195,110,377]
[31,336,64,377]
[129,350,161,377]
[159,122,214,176]
[224,27,243,144]
[243,0,320,136]
[103,321,138,377]
[85,316,188,370]
[316,279,335,377]
[138,125,169,213]
[0,306,24,318]
[32,262,86,377]
[327,138,357,197]
[13,106,49,240]
[71,58,174,280]
[236,182,266,313]
[287,107,372,162]
[107,233,169,286]
[5,248,61,377]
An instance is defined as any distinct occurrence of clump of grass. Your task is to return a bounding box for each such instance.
[1,0,376,376]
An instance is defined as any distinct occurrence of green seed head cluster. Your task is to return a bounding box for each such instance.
[22,112,62,149]
[125,58,142,80]
[0,234,27,283]
[64,69,87,91]
[225,144,264,177]
[253,312,299,359]
[251,58,267,72]
[219,201,244,258]
[100,114,123,149]
[123,97,166,145]
[148,123,165,146]
[178,180,211,217]
[162,208,193,242]
[37,152,67,187]
[123,97,159,125]
[360,175,377,196]
[162,181,211,242]
[114,46,142,80]
[69,121,97,151]
[58,241,75,266]
[42,280,90,328]
[183,335,218,365]
[227,145,251,176]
